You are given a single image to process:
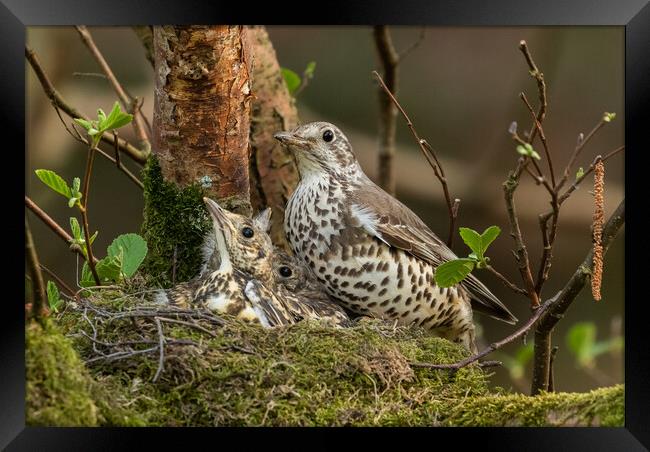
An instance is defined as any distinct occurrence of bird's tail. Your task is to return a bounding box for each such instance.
[461,273,518,324]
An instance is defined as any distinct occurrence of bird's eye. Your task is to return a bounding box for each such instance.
[279,266,293,277]
[241,227,254,238]
[322,130,334,142]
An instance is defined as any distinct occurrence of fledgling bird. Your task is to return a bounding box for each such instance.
[154,198,293,328]
[275,121,518,352]
[199,206,351,327]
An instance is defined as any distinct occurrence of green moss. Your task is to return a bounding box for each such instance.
[25,319,145,426]
[444,384,624,426]
[141,156,211,287]
[35,288,624,427]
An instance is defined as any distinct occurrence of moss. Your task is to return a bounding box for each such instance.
[25,319,145,426]
[444,384,624,427]
[33,288,624,427]
[141,156,211,287]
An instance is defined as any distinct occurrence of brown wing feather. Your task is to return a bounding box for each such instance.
[350,177,517,324]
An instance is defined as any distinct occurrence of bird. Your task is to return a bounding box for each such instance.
[154,197,293,328]
[199,204,351,327]
[274,121,517,352]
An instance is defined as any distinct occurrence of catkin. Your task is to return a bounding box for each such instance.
[592,160,605,301]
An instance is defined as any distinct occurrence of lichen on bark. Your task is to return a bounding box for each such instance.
[153,25,253,215]
[248,26,300,248]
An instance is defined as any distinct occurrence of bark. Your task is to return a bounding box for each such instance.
[153,25,253,215]
[247,26,300,248]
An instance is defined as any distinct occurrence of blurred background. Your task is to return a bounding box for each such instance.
[26,26,624,393]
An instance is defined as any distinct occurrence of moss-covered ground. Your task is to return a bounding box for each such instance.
[25,288,624,427]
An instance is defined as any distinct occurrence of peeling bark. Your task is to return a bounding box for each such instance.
[247,26,300,248]
[153,25,253,215]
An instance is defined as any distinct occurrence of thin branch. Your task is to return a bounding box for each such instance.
[531,198,624,394]
[518,40,547,143]
[410,292,559,370]
[503,158,541,308]
[111,131,144,189]
[373,26,399,196]
[79,141,101,286]
[397,27,427,62]
[24,196,98,264]
[373,70,458,247]
[39,264,77,298]
[152,317,165,382]
[556,118,608,191]
[520,92,555,187]
[75,26,151,153]
[25,45,147,164]
[25,216,46,321]
[486,265,527,296]
[557,147,624,206]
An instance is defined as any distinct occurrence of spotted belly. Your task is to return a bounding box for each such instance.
[291,235,473,336]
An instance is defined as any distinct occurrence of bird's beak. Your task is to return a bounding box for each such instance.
[273,131,310,148]
[203,197,229,226]
[203,197,234,270]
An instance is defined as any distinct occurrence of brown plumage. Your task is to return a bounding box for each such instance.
[275,121,517,352]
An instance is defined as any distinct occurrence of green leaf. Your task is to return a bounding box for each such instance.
[576,167,584,180]
[46,280,62,312]
[603,112,616,123]
[515,143,540,160]
[566,322,596,367]
[103,101,133,131]
[591,337,624,358]
[72,177,81,196]
[80,262,95,287]
[73,118,94,131]
[459,227,483,257]
[480,226,501,255]
[68,197,78,208]
[304,61,317,79]
[96,254,123,282]
[281,68,301,95]
[70,217,82,242]
[35,169,72,198]
[97,108,107,124]
[107,233,148,278]
[530,149,541,160]
[89,230,99,246]
[434,258,475,288]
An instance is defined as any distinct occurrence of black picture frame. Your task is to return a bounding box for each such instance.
[6,0,648,449]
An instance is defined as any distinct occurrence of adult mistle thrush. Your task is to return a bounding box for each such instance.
[275,121,517,351]
[199,204,351,328]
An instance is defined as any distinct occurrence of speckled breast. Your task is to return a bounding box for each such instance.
[285,180,472,334]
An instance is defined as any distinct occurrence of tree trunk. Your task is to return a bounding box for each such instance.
[248,26,300,248]
[152,25,253,215]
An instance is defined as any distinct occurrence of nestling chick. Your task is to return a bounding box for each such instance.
[154,198,292,328]
[199,206,351,327]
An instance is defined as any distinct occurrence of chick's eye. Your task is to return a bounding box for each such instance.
[322,130,334,142]
[279,266,292,277]
[241,227,254,238]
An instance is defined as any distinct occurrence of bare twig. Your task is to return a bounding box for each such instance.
[39,264,77,298]
[520,92,555,187]
[25,196,99,264]
[486,265,527,295]
[410,292,559,370]
[548,346,559,392]
[556,118,609,191]
[518,40,547,143]
[373,70,458,247]
[25,217,46,321]
[373,26,399,195]
[503,158,541,307]
[397,27,427,62]
[112,131,144,189]
[152,317,165,382]
[531,198,624,394]
[75,26,151,153]
[79,141,101,285]
[25,46,147,164]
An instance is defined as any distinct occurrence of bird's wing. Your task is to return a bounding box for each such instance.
[244,279,293,327]
[349,178,518,325]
